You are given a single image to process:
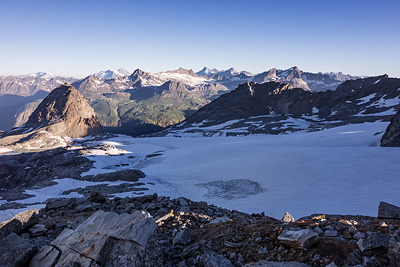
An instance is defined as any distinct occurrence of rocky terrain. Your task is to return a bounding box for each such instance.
[381,109,400,146]
[160,75,400,136]
[0,67,358,136]
[0,84,103,150]
[1,193,400,266]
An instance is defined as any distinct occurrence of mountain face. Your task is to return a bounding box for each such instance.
[0,66,361,136]
[161,75,400,136]
[0,84,102,149]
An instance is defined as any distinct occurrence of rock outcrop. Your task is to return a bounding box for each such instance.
[381,109,400,146]
[1,195,400,266]
[31,210,160,267]
[0,84,103,150]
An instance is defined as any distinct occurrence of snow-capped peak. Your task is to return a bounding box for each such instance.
[196,67,220,76]
[18,72,57,79]
[93,68,131,80]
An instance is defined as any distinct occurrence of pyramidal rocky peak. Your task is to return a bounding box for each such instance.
[0,84,103,150]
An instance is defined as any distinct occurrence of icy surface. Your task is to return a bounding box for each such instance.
[2,122,400,221]
[67,121,400,219]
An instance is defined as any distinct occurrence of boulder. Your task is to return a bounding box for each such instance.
[0,209,39,238]
[278,229,318,249]
[281,212,295,223]
[31,210,160,267]
[45,198,76,210]
[198,251,234,267]
[357,233,390,252]
[378,201,400,219]
[0,232,37,267]
[173,228,191,246]
[28,224,48,237]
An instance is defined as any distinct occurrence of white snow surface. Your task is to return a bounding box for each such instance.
[357,94,377,105]
[2,122,400,221]
[75,122,400,219]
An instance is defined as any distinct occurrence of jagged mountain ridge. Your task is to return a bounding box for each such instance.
[0,66,362,135]
[160,75,400,136]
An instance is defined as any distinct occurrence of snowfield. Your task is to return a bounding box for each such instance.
[2,121,400,221]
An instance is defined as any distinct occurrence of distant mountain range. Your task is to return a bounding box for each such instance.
[0,66,367,135]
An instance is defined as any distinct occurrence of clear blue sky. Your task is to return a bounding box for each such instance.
[1,0,399,78]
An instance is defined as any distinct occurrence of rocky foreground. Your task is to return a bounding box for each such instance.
[1,194,400,267]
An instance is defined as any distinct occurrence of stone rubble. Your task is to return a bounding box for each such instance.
[0,194,400,266]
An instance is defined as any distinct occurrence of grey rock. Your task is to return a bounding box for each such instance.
[45,198,75,210]
[244,261,310,266]
[198,251,234,267]
[0,209,39,238]
[173,228,191,246]
[36,210,159,267]
[324,229,338,237]
[0,232,37,267]
[29,245,60,267]
[28,224,48,237]
[378,201,400,219]
[281,212,295,223]
[353,232,366,240]
[357,233,390,252]
[388,230,400,266]
[313,226,323,234]
[209,215,232,224]
[277,229,318,249]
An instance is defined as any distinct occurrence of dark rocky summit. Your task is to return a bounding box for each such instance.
[0,84,103,150]
[1,194,400,266]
